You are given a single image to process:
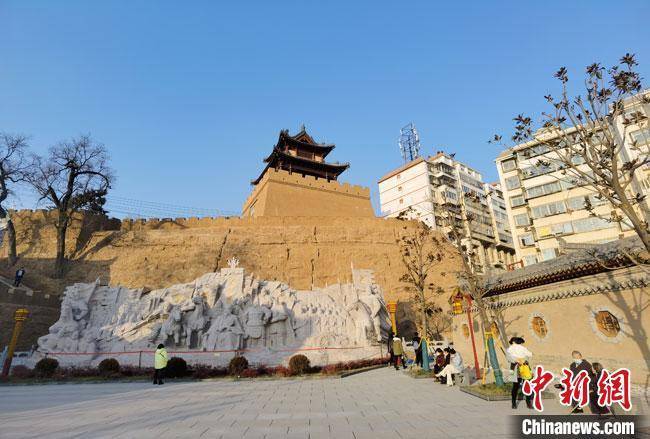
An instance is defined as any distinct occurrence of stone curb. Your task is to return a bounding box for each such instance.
[339,364,387,378]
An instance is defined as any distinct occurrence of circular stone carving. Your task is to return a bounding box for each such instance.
[528,312,550,342]
[595,311,620,338]
[532,316,548,339]
[588,307,626,344]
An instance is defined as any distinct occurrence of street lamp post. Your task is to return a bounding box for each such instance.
[453,293,481,380]
[464,296,481,380]
[2,308,29,376]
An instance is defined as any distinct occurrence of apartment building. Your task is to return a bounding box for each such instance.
[378,152,516,273]
[496,91,649,266]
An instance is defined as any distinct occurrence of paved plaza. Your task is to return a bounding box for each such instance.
[0,368,648,439]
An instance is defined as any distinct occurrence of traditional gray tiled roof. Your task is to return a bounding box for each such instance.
[483,236,644,295]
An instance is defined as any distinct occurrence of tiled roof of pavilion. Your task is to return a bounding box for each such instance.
[251,128,349,185]
[483,237,645,296]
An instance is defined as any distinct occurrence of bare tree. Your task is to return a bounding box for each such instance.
[397,220,445,338]
[493,54,649,252]
[432,196,496,333]
[0,133,30,266]
[26,135,114,278]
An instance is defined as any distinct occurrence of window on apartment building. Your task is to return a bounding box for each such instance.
[523,255,538,266]
[505,175,521,190]
[399,198,404,204]
[630,128,650,145]
[566,194,607,211]
[501,159,517,172]
[531,201,567,219]
[572,217,613,233]
[526,181,562,198]
[540,248,558,261]
[396,174,401,180]
[522,162,555,179]
[513,212,531,227]
[571,155,586,165]
[398,186,403,192]
[510,195,525,207]
[519,233,535,247]
[445,191,457,200]
[536,221,572,238]
[516,144,550,161]
[642,178,650,191]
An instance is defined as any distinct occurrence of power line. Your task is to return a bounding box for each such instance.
[4,190,240,219]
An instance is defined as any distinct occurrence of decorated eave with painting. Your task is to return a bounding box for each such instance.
[482,237,647,296]
[251,128,350,185]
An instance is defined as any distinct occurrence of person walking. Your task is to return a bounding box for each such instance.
[569,351,593,413]
[412,333,422,367]
[153,343,168,385]
[589,363,611,416]
[507,337,533,410]
[14,267,26,287]
[387,331,395,368]
[392,335,406,370]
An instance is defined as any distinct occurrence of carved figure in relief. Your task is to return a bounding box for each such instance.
[183,295,208,348]
[160,305,184,346]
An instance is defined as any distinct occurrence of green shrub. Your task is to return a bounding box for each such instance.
[228,356,249,376]
[34,358,59,378]
[166,357,188,378]
[98,358,120,376]
[288,354,311,376]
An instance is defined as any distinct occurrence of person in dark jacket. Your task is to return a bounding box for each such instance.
[412,333,422,367]
[439,348,451,384]
[589,362,611,416]
[568,351,593,413]
[433,348,446,376]
[387,331,395,367]
[14,267,26,287]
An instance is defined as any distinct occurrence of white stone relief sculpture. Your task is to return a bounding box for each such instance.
[36,267,391,367]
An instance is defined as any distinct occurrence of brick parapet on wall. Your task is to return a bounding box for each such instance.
[242,168,371,213]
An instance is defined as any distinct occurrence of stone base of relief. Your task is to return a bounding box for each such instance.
[35,264,391,367]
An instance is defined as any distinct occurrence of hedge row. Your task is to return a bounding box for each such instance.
[6,355,389,381]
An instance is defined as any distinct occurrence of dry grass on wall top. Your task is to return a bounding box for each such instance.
[1,210,463,304]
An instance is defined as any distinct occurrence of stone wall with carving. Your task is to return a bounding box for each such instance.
[4,211,462,304]
[35,266,392,367]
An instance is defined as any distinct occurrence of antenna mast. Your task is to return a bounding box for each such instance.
[399,123,421,163]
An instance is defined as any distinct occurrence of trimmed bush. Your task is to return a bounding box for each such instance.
[98,358,120,376]
[10,365,33,379]
[228,356,249,376]
[268,365,291,377]
[166,357,188,378]
[240,368,259,378]
[35,358,59,378]
[288,354,311,376]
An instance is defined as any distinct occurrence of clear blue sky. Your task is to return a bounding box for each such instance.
[2,1,649,216]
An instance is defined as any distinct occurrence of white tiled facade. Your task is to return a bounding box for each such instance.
[496,91,649,266]
[378,153,516,272]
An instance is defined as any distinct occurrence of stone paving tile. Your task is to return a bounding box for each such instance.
[0,367,648,439]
